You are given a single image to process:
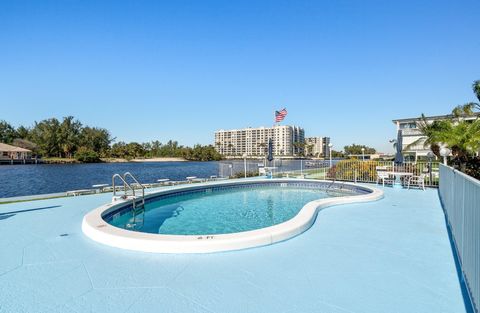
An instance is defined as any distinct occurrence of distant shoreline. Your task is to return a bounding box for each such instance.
[40,157,188,164]
[128,157,187,163]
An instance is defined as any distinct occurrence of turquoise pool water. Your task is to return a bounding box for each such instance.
[106,185,349,235]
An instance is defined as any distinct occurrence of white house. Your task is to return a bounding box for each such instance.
[392,113,480,161]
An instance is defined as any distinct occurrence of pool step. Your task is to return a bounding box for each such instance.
[126,203,145,230]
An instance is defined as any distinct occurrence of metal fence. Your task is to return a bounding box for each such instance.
[439,164,479,312]
[325,160,439,187]
[219,159,440,187]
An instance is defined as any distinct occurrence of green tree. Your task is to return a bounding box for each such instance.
[344,144,376,155]
[408,117,480,172]
[110,141,128,159]
[0,120,17,144]
[79,127,112,156]
[452,80,480,117]
[150,140,162,157]
[305,143,315,157]
[183,144,222,161]
[142,142,153,158]
[408,80,480,171]
[437,120,480,160]
[292,141,306,156]
[75,146,100,163]
[258,142,267,156]
[59,116,82,158]
[405,115,450,158]
[330,150,344,158]
[125,142,145,158]
[29,118,62,157]
[15,126,30,139]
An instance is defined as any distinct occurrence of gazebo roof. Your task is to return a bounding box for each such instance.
[0,143,32,152]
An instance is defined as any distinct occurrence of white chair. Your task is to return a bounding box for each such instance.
[407,174,426,190]
[376,166,394,187]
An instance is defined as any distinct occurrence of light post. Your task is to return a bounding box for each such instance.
[361,147,365,161]
[242,153,248,178]
[440,148,451,165]
[328,143,333,168]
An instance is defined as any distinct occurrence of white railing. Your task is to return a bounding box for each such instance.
[323,160,439,187]
[219,159,440,187]
[439,164,479,312]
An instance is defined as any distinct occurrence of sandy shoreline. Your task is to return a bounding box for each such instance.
[131,157,187,162]
[40,157,189,164]
[101,157,187,163]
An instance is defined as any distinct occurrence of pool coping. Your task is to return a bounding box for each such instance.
[82,179,384,253]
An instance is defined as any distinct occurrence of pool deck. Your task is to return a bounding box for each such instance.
[0,185,470,313]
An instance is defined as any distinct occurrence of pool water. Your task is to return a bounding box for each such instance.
[106,186,346,235]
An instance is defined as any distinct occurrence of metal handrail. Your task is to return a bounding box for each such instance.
[123,172,145,207]
[112,174,137,209]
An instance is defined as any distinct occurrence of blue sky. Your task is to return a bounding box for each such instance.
[0,0,479,152]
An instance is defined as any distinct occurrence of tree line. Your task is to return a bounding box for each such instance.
[0,116,222,162]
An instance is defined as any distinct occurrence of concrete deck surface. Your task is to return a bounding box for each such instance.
[0,186,468,313]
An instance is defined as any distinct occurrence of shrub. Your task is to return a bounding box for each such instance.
[456,156,480,180]
[232,171,259,178]
[75,147,101,163]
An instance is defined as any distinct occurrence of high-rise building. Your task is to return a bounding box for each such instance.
[214,125,305,157]
[305,137,331,157]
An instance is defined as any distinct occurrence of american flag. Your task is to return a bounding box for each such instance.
[275,108,288,122]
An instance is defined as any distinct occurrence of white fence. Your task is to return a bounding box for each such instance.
[439,164,479,312]
[219,159,440,187]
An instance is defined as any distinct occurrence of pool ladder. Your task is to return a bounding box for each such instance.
[326,170,347,195]
[112,172,146,230]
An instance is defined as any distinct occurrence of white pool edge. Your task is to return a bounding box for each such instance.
[82,179,384,253]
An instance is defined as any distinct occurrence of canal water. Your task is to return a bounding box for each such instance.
[0,160,330,198]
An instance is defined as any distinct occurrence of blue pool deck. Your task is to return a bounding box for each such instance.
[0,186,470,313]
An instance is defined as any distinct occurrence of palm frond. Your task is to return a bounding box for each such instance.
[452,102,480,117]
[473,80,480,102]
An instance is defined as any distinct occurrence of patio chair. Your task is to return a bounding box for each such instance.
[406,174,426,190]
[376,166,394,187]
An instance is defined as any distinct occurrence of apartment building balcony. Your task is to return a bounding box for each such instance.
[400,128,424,136]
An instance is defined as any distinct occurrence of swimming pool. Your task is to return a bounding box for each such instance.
[105,183,357,235]
[82,179,383,253]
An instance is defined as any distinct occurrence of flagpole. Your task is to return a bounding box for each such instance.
[272,108,275,176]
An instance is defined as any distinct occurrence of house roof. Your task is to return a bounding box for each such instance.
[392,112,480,124]
[0,143,32,152]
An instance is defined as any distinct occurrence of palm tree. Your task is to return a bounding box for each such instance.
[292,142,306,156]
[452,80,480,117]
[407,114,480,171]
[59,116,82,158]
[473,80,480,101]
[404,114,446,158]
[258,142,267,156]
[305,144,314,157]
[441,120,480,156]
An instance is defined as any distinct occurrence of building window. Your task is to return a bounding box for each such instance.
[400,122,417,129]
